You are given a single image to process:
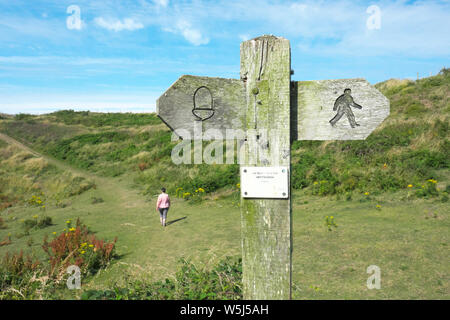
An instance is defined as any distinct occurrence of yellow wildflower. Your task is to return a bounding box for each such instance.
[364,192,369,196]
[407,184,413,188]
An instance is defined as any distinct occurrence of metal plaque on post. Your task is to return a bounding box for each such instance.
[241,166,289,199]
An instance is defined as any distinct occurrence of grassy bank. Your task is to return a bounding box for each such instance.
[1,69,448,198]
[0,70,448,299]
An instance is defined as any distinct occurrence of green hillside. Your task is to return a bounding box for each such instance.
[1,69,448,200]
[0,69,448,300]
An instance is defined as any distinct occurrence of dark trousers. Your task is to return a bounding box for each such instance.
[158,207,169,220]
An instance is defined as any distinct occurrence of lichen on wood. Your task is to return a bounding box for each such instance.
[240,35,292,300]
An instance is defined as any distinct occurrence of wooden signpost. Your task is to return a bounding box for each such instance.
[157,35,389,300]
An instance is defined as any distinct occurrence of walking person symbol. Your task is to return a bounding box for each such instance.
[329,88,363,128]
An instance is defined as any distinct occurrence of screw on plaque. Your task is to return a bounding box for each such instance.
[192,86,215,121]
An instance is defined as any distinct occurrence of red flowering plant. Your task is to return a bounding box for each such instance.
[42,218,117,280]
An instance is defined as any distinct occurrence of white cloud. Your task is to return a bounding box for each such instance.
[153,0,169,7]
[164,20,209,46]
[94,17,144,32]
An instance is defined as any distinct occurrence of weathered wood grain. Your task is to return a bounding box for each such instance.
[240,35,292,300]
[156,75,245,140]
[295,79,389,140]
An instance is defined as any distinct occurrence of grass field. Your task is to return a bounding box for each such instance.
[0,166,448,299]
[0,71,448,299]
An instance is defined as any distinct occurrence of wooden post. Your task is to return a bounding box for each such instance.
[157,34,389,300]
[240,35,292,299]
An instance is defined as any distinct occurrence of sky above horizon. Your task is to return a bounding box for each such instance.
[0,0,449,114]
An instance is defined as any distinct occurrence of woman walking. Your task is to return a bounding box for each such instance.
[156,187,170,227]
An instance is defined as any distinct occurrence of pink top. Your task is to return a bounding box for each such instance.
[156,193,170,209]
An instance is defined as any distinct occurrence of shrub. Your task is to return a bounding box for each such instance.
[42,219,117,278]
[81,256,242,300]
[14,113,35,121]
[415,179,439,198]
[179,165,239,194]
[22,218,37,232]
[405,102,427,116]
[0,251,40,278]
[37,216,52,229]
[0,251,47,300]
[312,180,336,196]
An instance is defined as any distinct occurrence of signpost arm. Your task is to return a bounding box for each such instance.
[240,35,292,299]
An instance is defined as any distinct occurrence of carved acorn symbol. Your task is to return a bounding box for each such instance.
[192,86,215,121]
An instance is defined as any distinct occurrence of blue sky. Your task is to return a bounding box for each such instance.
[0,0,449,114]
